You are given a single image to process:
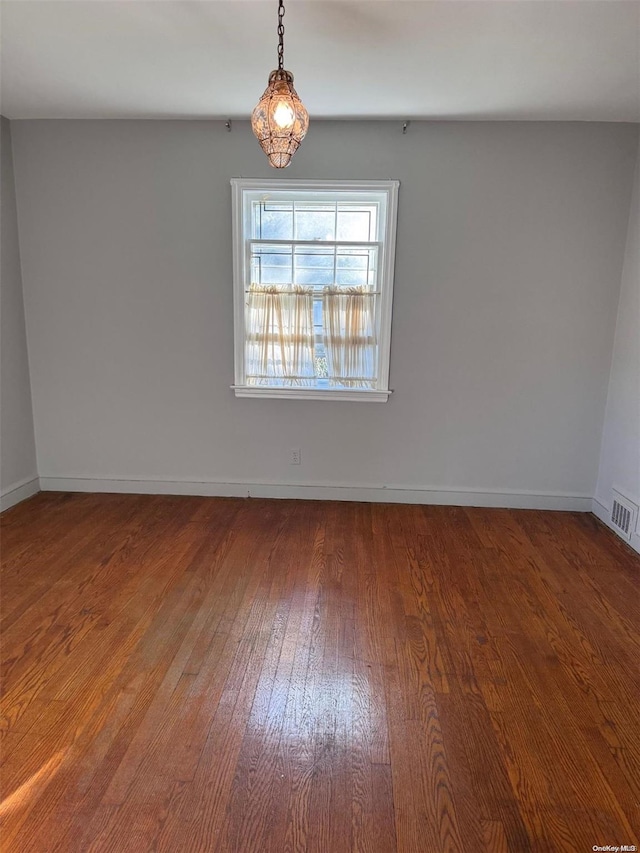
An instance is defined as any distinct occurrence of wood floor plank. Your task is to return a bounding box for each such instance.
[267,504,326,853]
[1,494,639,852]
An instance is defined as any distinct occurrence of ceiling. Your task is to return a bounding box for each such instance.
[1,1,638,122]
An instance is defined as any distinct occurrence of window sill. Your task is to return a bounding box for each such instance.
[231,386,392,402]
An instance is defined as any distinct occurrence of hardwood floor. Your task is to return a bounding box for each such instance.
[1,492,639,852]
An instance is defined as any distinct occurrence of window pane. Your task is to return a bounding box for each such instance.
[258,251,290,267]
[251,246,293,285]
[336,268,369,286]
[294,248,334,268]
[294,205,336,240]
[254,202,293,239]
[251,242,378,289]
[335,247,376,287]
[258,266,292,285]
[337,253,369,270]
[293,245,333,287]
[336,207,377,241]
[295,268,335,286]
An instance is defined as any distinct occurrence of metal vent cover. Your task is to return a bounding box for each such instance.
[610,490,638,542]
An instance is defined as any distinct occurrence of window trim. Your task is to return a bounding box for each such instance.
[230,178,399,401]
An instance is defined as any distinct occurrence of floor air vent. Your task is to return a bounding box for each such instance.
[610,490,638,542]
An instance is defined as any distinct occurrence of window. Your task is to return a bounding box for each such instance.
[231,179,399,401]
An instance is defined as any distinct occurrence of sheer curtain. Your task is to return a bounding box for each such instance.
[245,284,316,386]
[322,286,377,388]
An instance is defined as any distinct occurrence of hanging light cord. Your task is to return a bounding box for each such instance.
[277,0,285,70]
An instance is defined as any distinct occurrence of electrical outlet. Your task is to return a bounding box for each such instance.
[290,448,301,465]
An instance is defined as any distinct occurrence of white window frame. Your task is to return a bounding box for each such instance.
[230,178,399,402]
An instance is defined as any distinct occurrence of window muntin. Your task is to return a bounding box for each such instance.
[252,200,378,243]
[250,244,378,289]
[231,180,398,401]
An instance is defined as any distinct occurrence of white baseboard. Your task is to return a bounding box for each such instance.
[8,476,636,551]
[38,476,593,512]
[592,497,640,555]
[0,476,40,512]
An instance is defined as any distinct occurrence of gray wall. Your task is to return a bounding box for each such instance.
[596,139,640,547]
[11,119,639,503]
[0,117,37,505]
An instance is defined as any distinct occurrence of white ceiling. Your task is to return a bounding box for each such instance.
[1,1,639,122]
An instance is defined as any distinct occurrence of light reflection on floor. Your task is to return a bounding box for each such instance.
[0,749,66,817]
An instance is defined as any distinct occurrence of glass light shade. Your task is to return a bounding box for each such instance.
[251,69,309,168]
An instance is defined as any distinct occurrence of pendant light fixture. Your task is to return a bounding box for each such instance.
[251,0,309,168]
